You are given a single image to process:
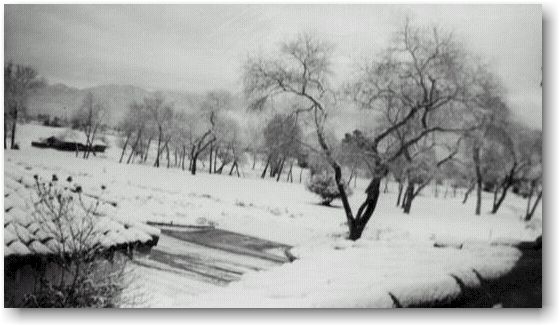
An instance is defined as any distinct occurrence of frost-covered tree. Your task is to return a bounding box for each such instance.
[72,92,107,159]
[244,23,491,239]
[4,63,45,149]
[261,113,303,181]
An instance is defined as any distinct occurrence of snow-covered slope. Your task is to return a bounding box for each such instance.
[3,124,542,307]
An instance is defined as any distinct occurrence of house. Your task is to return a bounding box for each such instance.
[4,169,160,307]
[31,130,108,153]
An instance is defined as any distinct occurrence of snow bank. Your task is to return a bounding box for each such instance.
[189,240,523,308]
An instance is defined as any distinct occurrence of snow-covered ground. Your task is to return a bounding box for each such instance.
[3,124,542,307]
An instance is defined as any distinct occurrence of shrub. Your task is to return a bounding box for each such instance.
[306,172,352,206]
[18,174,129,307]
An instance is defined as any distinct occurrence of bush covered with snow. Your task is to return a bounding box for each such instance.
[306,172,352,206]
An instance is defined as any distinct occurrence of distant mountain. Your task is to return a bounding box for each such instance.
[26,83,204,125]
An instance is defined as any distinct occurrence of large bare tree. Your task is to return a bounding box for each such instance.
[244,22,491,240]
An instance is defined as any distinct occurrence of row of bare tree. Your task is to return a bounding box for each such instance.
[117,91,245,176]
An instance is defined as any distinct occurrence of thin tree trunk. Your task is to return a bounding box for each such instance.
[119,133,131,163]
[127,129,143,164]
[213,146,219,173]
[208,143,213,174]
[276,157,286,182]
[4,114,7,149]
[473,147,483,216]
[299,167,304,183]
[261,155,271,179]
[286,161,294,182]
[10,107,17,149]
[401,183,409,209]
[252,151,257,170]
[191,153,199,175]
[166,142,171,169]
[463,181,475,204]
[154,127,162,167]
[403,182,415,214]
[396,180,404,207]
[143,137,152,162]
[235,162,241,177]
[491,170,516,214]
[383,178,389,193]
[525,191,542,221]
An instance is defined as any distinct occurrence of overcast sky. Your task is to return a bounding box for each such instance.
[4,4,542,127]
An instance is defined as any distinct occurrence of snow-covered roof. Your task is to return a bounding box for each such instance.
[4,169,160,260]
[41,129,107,146]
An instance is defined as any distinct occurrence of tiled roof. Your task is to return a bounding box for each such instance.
[4,168,160,259]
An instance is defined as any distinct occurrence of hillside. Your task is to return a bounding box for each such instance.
[26,83,204,124]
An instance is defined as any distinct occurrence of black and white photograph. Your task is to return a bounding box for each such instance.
[3,3,542,308]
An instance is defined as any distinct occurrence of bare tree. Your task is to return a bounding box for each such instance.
[143,94,174,168]
[4,62,45,149]
[117,101,147,163]
[186,111,216,175]
[261,113,303,181]
[200,90,233,174]
[244,23,489,240]
[72,92,107,159]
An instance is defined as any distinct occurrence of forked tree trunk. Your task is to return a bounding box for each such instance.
[525,191,543,221]
[235,162,241,177]
[347,176,383,240]
[524,181,542,221]
[491,168,516,214]
[286,161,294,182]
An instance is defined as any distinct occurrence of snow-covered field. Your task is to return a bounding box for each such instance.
[3,124,542,307]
